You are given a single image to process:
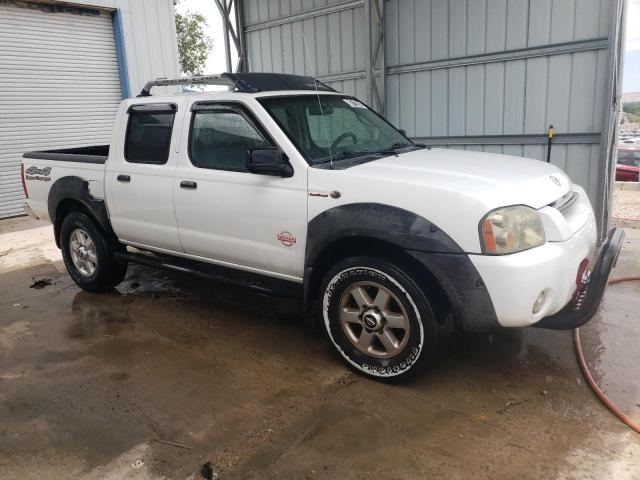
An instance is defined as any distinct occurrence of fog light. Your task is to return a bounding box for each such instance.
[532,291,546,314]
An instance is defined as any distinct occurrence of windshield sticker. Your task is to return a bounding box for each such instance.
[343,98,366,109]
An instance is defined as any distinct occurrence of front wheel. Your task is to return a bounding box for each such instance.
[60,212,127,292]
[319,257,441,380]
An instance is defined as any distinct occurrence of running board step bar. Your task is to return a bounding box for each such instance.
[113,251,302,299]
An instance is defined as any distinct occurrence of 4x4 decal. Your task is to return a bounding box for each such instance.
[25,166,52,182]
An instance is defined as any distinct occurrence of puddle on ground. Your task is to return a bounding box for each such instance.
[117,265,188,299]
[580,280,640,420]
[67,291,132,340]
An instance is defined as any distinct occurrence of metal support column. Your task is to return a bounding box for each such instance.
[234,0,247,71]
[214,0,247,72]
[597,0,626,240]
[366,0,385,114]
[364,0,372,105]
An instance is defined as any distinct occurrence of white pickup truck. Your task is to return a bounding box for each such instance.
[22,73,623,380]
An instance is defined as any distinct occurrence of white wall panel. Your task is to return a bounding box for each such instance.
[77,0,179,95]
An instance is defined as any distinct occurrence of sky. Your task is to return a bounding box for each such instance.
[174,0,236,75]
[624,0,640,94]
[177,0,640,93]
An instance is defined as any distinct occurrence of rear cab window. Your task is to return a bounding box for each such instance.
[125,103,177,164]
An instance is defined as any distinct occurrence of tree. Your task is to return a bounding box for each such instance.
[175,11,213,75]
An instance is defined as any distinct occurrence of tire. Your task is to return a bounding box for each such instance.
[319,257,441,381]
[60,212,127,292]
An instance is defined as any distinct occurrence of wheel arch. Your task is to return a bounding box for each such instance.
[304,235,454,326]
[48,176,114,248]
[304,203,498,331]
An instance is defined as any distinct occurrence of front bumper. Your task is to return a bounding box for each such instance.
[534,227,625,330]
[470,212,598,327]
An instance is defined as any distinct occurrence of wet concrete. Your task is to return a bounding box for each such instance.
[1,216,640,479]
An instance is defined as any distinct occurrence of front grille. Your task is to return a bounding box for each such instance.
[549,191,578,215]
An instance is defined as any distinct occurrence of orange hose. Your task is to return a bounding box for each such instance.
[574,275,640,435]
[607,275,640,285]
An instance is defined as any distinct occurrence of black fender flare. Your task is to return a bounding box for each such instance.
[48,176,114,247]
[304,203,498,331]
[305,203,463,262]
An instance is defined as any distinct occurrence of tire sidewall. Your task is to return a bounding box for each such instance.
[60,212,110,289]
[321,259,434,379]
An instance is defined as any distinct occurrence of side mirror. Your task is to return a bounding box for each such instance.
[399,129,407,136]
[247,148,293,177]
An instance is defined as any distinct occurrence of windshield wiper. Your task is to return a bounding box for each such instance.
[390,142,427,150]
[314,142,426,166]
[314,150,368,165]
[390,142,414,149]
[363,143,426,156]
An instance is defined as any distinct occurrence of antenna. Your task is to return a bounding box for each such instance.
[302,33,334,169]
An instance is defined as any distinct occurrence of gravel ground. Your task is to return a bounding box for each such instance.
[613,186,640,228]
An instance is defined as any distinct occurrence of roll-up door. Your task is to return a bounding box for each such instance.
[0,3,121,218]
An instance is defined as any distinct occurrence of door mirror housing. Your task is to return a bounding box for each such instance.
[247,148,293,177]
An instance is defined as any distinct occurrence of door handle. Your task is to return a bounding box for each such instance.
[117,175,130,183]
[180,180,197,189]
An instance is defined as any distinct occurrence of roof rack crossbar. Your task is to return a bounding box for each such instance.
[138,74,235,97]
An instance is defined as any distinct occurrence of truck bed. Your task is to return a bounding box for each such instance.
[23,145,109,164]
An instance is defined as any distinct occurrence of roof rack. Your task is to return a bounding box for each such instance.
[138,72,336,97]
[138,74,234,97]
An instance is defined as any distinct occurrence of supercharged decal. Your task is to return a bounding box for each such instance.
[25,166,51,182]
[277,231,296,247]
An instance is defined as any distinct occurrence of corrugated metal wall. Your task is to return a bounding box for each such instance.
[244,0,369,99]
[241,0,624,232]
[383,0,611,206]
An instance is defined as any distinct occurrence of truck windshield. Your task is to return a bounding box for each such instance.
[258,95,418,165]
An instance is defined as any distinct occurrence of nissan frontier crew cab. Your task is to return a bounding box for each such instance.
[22,73,624,380]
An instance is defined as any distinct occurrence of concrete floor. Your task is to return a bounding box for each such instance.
[1,216,639,480]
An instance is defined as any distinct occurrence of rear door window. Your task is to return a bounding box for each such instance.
[125,104,176,164]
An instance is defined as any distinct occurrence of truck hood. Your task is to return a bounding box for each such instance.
[308,148,575,253]
[348,147,572,209]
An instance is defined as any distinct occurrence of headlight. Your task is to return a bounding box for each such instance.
[480,206,545,254]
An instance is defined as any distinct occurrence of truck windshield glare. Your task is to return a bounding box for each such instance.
[259,95,416,165]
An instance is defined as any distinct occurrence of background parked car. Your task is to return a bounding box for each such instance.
[616,145,640,182]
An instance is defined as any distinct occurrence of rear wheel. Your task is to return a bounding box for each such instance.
[60,212,127,292]
[319,257,443,380]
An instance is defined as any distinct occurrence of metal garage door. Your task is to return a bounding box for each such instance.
[0,3,121,219]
